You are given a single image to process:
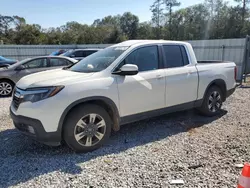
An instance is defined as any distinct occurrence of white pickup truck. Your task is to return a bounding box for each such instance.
[10,40,237,152]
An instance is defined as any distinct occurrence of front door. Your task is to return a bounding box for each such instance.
[116,45,166,117]
[14,58,49,82]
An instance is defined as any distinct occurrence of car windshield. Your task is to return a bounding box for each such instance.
[61,50,73,56]
[69,46,128,73]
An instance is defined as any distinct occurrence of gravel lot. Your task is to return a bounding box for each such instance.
[0,87,250,188]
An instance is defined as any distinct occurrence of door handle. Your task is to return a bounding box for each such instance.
[156,75,163,79]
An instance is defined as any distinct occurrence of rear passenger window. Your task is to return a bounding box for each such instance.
[124,46,159,72]
[163,45,189,68]
[50,58,69,66]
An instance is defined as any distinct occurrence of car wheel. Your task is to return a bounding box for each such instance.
[63,104,112,153]
[198,86,223,116]
[0,80,14,97]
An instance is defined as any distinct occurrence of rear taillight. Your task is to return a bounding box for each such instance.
[234,66,237,80]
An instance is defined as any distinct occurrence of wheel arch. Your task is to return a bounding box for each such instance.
[203,79,227,102]
[0,78,15,86]
[58,96,120,138]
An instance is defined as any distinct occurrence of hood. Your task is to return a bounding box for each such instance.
[16,69,94,89]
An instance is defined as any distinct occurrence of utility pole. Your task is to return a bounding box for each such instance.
[157,0,161,39]
[168,2,173,40]
[242,0,246,24]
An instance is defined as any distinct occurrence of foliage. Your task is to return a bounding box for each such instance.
[0,0,250,44]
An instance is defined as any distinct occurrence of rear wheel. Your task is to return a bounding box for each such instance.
[198,86,223,116]
[0,80,14,97]
[63,104,112,152]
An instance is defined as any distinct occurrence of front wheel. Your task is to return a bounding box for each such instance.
[0,80,14,97]
[63,104,112,153]
[198,86,223,116]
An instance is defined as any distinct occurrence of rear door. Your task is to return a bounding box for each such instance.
[14,58,49,81]
[162,45,198,107]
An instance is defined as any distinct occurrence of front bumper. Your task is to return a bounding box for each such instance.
[10,108,61,146]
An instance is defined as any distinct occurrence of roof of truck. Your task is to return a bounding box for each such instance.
[113,40,188,47]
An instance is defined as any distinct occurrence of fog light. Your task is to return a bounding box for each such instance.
[27,126,35,134]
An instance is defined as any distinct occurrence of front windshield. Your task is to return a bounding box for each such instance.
[69,46,128,73]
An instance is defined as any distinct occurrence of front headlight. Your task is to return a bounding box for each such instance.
[22,86,64,103]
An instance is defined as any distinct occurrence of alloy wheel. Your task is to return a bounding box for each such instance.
[74,113,106,147]
[208,91,222,112]
[0,82,12,96]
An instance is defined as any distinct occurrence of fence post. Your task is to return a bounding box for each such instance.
[221,45,225,61]
[241,35,249,84]
[44,46,47,56]
[17,47,21,61]
[244,36,250,83]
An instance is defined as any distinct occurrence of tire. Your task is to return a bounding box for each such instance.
[0,80,14,97]
[198,86,223,117]
[63,104,112,153]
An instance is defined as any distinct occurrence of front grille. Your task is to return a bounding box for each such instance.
[12,95,22,110]
[12,87,23,110]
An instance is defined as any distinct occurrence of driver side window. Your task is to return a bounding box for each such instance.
[122,46,159,72]
[24,58,48,69]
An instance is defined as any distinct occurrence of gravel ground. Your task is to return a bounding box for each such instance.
[0,87,250,188]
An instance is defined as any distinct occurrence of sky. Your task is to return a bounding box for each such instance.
[1,0,236,28]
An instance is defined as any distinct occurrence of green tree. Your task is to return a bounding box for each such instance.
[163,0,181,39]
[150,0,165,38]
[120,12,139,39]
[171,4,210,40]
[137,22,154,39]
[0,15,14,43]
[234,0,250,23]
[13,24,42,44]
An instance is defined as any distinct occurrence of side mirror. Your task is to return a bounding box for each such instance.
[113,64,138,76]
[70,54,75,58]
[15,65,25,71]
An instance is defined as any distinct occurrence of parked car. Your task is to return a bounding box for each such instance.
[49,49,67,56]
[10,40,236,152]
[0,56,77,96]
[60,49,101,61]
[0,56,17,67]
